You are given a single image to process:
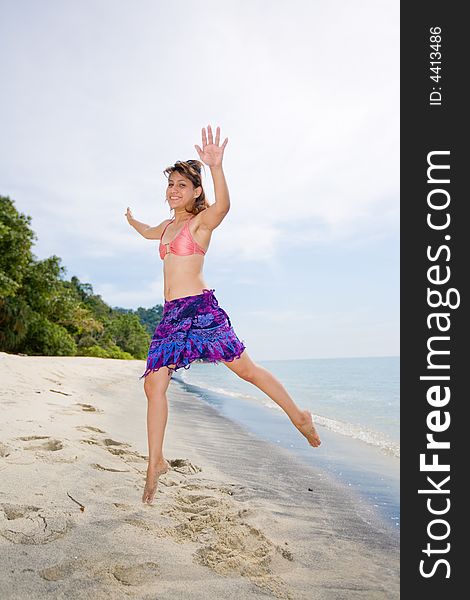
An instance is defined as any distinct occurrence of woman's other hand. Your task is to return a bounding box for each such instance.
[194,125,228,168]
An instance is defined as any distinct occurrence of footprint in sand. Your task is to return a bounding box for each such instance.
[126,458,292,595]
[91,463,129,473]
[162,489,294,599]
[39,558,160,586]
[169,458,202,475]
[137,459,202,491]
[102,438,131,447]
[80,437,146,463]
[120,459,293,598]
[179,482,253,503]
[105,447,146,461]
[179,483,204,491]
[0,442,11,457]
[0,503,71,545]
[80,438,101,446]
[17,436,64,452]
[76,426,106,434]
[39,558,87,581]
[112,561,161,586]
[81,437,129,448]
[77,429,147,467]
[76,403,102,413]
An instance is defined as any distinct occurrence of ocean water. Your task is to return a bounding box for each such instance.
[177,356,399,456]
[174,355,400,527]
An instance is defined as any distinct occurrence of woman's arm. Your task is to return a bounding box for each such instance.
[209,165,230,213]
[125,207,170,239]
[195,125,230,231]
[196,165,230,232]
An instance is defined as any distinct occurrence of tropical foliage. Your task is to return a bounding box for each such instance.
[0,195,159,360]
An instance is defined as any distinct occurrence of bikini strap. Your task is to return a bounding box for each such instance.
[182,215,196,231]
[160,218,174,241]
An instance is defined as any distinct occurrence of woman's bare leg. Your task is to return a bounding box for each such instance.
[222,351,321,447]
[141,366,174,503]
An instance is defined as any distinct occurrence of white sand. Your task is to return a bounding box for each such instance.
[0,351,399,599]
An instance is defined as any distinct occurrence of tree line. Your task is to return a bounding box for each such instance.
[0,195,161,360]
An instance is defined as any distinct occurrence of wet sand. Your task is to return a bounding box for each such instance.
[0,351,399,599]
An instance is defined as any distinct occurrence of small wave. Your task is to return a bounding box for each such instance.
[252,394,400,457]
[313,414,400,458]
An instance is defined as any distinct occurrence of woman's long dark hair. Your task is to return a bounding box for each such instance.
[163,160,209,215]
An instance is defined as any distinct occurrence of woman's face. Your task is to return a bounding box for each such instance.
[166,172,201,212]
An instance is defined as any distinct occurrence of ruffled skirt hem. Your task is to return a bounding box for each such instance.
[140,329,246,379]
[140,343,246,378]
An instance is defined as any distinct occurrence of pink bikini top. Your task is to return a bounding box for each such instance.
[159,216,206,260]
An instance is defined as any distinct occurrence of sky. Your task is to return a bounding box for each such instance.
[0,0,399,361]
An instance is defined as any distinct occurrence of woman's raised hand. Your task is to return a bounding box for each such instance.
[125,207,134,224]
[194,125,228,168]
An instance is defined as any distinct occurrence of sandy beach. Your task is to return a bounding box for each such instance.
[0,351,399,599]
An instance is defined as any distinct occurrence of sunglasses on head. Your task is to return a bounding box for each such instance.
[185,159,201,170]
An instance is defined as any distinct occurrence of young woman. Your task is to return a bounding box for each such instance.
[126,125,321,504]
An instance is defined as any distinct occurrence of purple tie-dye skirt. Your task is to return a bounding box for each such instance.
[140,288,246,378]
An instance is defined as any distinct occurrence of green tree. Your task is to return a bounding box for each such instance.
[0,196,37,349]
[18,312,77,356]
[0,195,36,298]
[0,296,32,349]
[69,276,113,321]
[114,304,163,336]
[107,312,150,359]
[1,195,158,360]
[135,305,163,336]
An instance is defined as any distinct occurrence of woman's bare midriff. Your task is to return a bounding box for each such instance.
[163,254,209,301]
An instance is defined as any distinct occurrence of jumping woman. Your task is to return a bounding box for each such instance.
[125,125,321,505]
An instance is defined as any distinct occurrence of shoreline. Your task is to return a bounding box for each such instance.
[0,352,399,599]
[174,367,400,528]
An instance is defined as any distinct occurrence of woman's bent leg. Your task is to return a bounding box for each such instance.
[222,351,321,447]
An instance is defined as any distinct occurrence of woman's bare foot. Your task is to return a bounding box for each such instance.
[294,410,321,448]
[142,458,170,504]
